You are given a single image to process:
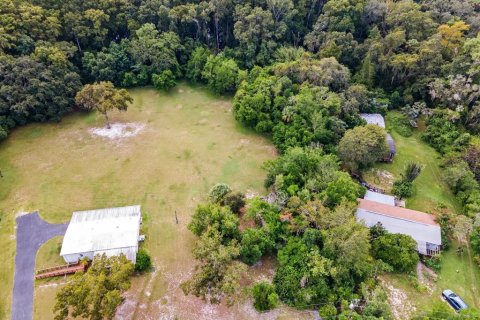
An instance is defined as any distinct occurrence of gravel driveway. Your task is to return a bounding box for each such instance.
[11,212,68,320]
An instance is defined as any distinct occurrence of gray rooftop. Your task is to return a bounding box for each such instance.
[364,190,395,206]
[360,113,386,128]
[60,205,141,256]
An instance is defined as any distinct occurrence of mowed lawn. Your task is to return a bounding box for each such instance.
[363,113,461,214]
[364,112,480,312]
[0,83,313,319]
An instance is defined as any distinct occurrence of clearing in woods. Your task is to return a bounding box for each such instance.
[363,113,480,315]
[0,83,311,319]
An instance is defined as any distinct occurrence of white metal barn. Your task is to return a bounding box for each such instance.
[360,113,386,128]
[364,190,395,206]
[60,205,142,264]
[356,199,442,255]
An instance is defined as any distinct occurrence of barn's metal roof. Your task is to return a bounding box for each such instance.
[60,205,141,256]
[364,190,395,206]
[356,199,441,245]
[386,133,396,153]
[360,113,386,128]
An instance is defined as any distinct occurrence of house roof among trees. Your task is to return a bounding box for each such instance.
[364,191,395,206]
[356,199,442,249]
[386,133,396,154]
[360,113,386,128]
[357,199,438,226]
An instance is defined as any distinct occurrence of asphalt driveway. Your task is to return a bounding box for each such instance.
[11,212,68,320]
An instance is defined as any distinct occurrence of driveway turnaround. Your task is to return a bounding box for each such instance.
[11,212,68,320]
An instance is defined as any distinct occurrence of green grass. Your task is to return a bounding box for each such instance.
[33,236,66,320]
[0,83,309,319]
[363,112,461,214]
[385,242,480,312]
[35,236,64,270]
[365,111,479,312]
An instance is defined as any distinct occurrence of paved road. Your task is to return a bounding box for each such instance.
[11,212,68,320]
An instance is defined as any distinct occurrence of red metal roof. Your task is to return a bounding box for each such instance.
[357,198,439,226]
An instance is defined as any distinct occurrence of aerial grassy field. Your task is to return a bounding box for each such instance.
[363,112,480,315]
[0,83,312,319]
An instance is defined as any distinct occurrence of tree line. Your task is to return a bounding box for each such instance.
[2,0,480,318]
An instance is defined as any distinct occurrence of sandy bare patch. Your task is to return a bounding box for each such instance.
[245,190,259,199]
[15,211,30,218]
[416,262,437,294]
[38,282,65,289]
[89,123,145,140]
[381,279,416,320]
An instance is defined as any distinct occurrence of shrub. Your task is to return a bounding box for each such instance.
[422,255,442,273]
[152,70,176,90]
[372,233,419,272]
[223,192,246,214]
[389,113,412,137]
[252,282,279,312]
[188,203,239,240]
[392,180,414,199]
[319,304,337,317]
[209,183,232,203]
[240,228,275,265]
[135,249,152,272]
[202,53,240,94]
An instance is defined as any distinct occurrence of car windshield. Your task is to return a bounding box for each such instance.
[450,293,458,297]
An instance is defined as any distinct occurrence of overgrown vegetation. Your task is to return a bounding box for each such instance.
[3,0,480,316]
[134,249,152,272]
[54,254,133,320]
[392,162,422,199]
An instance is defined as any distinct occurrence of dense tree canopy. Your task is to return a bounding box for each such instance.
[338,124,389,172]
[54,254,134,320]
[4,0,480,316]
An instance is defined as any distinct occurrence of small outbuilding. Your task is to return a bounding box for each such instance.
[364,190,395,206]
[360,113,386,128]
[360,113,396,162]
[60,205,142,264]
[356,198,441,255]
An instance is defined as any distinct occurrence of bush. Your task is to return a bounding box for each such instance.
[252,282,279,312]
[209,183,232,203]
[240,228,275,265]
[389,113,412,137]
[152,70,176,90]
[392,180,413,199]
[188,203,239,240]
[422,255,442,273]
[372,233,419,272]
[223,192,246,214]
[319,304,337,317]
[202,53,241,94]
[135,249,152,272]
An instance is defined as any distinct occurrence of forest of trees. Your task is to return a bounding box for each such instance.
[2,0,480,318]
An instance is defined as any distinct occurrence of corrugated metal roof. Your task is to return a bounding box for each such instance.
[356,208,441,246]
[357,199,438,226]
[360,113,386,128]
[386,133,396,153]
[60,205,141,256]
[364,190,395,206]
[95,247,137,262]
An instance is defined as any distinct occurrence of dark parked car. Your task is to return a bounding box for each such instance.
[442,289,468,311]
